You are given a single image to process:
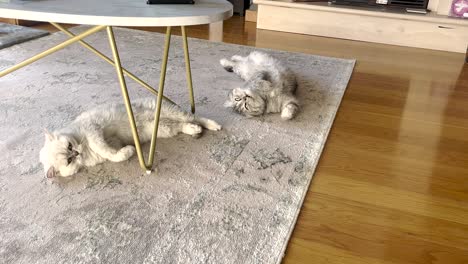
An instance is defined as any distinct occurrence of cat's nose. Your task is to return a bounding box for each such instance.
[73,150,79,157]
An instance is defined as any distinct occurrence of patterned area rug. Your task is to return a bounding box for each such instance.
[0,27,354,264]
[0,22,48,49]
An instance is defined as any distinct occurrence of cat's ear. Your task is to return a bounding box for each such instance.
[44,129,54,141]
[46,166,56,178]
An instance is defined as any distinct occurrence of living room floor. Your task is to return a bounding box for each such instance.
[34,16,468,263]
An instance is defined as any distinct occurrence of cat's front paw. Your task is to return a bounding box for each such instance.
[219,58,233,72]
[114,145,135,162]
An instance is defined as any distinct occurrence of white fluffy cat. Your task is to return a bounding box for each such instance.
[220,51,299,120]
[40,98,221,178]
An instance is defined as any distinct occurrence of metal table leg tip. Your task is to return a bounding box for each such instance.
[146,169,152,175]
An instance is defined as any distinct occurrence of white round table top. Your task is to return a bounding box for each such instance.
[0,0,233,27]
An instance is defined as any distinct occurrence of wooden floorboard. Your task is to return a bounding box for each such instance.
[32,17,468,263]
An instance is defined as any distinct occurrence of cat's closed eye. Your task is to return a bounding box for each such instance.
[235,98,241,101]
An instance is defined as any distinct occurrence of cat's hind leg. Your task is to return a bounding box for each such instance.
[141,119,202,138]
[220,58,254,81]
[219,54,248,73]
[281,102,299,120]
[182,123,203,137]
[279,94,300,120]
[195,117,222,131]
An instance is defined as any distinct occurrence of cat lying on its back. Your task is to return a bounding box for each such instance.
[220,51,299,120]
[40,98,221,178]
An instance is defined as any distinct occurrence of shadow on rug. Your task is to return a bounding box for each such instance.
[0,22,49,49]
[0,27,355,264]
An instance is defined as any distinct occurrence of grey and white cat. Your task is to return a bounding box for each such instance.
[40,98,221,178]
[220,51,299,120]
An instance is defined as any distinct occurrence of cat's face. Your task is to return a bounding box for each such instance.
[225,88,265,117]
[39,132,83,178]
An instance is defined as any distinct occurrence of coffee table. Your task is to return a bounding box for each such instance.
[0,0,233,173]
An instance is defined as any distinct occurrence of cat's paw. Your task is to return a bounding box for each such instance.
[114,145,135,162]
[281,104,299,120]
[231,55,243,61]
[219,58,229,66]
[219,59,233,72]
[204,120,222,131]
[182,123,203,136]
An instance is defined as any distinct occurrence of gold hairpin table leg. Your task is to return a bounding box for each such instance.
[147,26,172,168]
[107,26,173,172]
[107,26,149,171]
[181,26,195,113]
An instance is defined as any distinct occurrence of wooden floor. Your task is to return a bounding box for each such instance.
[34,17,468,264]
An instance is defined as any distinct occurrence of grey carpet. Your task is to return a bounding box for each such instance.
[0,27,355,264]
[0,22,49,49]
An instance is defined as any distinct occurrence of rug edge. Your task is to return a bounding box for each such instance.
[274,59,356,264]
[1,26,358,263]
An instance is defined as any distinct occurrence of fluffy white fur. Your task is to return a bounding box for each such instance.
[220,51,299,120]
[40,98,221,178]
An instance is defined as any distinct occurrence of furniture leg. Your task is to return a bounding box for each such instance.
[106,26,177,172]
[107,25,149,171]
[181,26,195,113]
[209,21,223,42]
[147,26,172,168]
